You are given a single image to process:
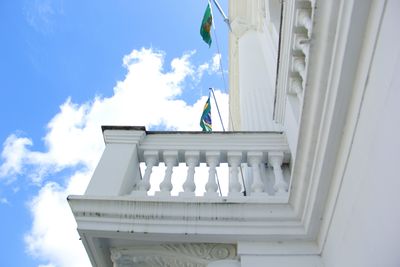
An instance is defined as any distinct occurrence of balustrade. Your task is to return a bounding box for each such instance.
[127,131,291,199]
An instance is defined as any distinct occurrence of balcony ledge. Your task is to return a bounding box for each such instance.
[68,195,306,241]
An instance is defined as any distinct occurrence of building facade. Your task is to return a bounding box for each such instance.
[69,0,400,266]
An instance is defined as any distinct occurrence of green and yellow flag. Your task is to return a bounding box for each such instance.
[200,3,213,47]
[200,96,212,132]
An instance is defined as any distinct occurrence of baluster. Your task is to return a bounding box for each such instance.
[268,152,288,195]
[204,152,220,197]
[228,152,242,197]
[156,151,178,196]
[180,151,200,197]
[248,152,267,195]
[132,151,159,196]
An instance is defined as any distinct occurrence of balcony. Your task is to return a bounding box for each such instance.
[79,126,292,201]
[68,126,296,266]
[91,126,291,200]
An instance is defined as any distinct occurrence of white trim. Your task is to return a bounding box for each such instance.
[316,0,387,252]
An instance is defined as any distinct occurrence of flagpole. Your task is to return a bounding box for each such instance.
[215,171,223,197]
[209,88,225,131]
[207,0,216,31]
[202,4,248,196]
[212,0,231,31]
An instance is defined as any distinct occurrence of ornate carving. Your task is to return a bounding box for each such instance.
[295,8,312,38]
[275,0,315,122]
[292,56,306,74]
[209,244,231,259]
[110,243,237,267]
[291,2,313,99]
[293,33,309,55]
[288,77,303,96]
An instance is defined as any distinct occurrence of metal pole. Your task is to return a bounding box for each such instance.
[215,171,223,196]
[239,165,247,196]
[212,0,231,31]
[209,88,226,131]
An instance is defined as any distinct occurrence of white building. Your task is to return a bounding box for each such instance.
[69,0,400,266]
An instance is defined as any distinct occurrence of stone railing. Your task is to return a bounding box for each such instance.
[85,126,291,201]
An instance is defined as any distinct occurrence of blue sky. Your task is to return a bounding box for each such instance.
[0,1,228,266]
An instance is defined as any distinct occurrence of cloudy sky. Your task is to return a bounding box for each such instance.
[0,1,229,266]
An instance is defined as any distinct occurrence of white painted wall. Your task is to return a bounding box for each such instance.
[238,30,279,131]
[229,0,281,132]
[240,255,322,267]
[322,1,400,266]
[208,260,240,267]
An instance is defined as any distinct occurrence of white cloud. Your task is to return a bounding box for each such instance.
[196,62,210,80]
[0,134,33,183]
[0,48,228,267]
[195,53,223,82]
[211,53,222,73]
[25,172,91,267]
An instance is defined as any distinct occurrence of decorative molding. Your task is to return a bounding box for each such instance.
[274,0,315,123]
[288,76,302,97]
[110,243,237,267]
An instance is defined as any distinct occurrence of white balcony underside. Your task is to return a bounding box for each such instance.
[69,196,304,239]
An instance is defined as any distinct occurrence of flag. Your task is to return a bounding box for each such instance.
[200,3,213,47]
[200,96,212,132]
